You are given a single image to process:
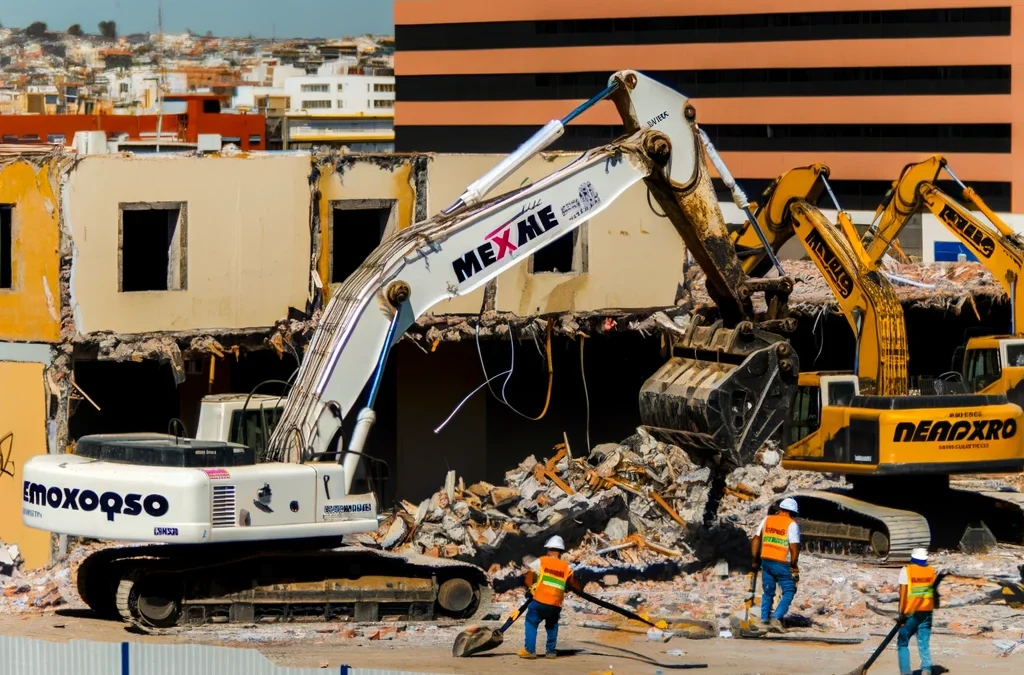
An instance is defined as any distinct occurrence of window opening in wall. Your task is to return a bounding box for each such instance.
[304,99,332,109]
[119,202,187,292]
[330,200,396,284]
[301,83,330,93]
[374,99,395,108]
[530,222,587,274]
[0,205,12,289]
[202,99,221,113]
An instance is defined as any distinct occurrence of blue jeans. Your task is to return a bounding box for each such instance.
[523,600,561,654]
[760,559,797,622]
[897,611,933,675]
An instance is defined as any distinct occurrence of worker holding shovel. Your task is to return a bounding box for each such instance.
[518,535,585,660]
[750,498,801,633]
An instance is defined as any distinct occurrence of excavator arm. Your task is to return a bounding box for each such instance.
[730,165,908,395]
[266,70,800,494]
[862,155,1024,334]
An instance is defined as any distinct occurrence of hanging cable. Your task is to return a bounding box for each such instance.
[580,334,591,456]
[433,368,515,434]
[475,316,554,421]
[435,317,555,433]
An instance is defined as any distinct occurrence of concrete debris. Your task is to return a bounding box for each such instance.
[687,260,1006,318]
[365,429,729,570]
[0,540,23,578]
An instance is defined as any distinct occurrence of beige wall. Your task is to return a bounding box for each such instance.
[426,153,684,315]
[0,361,51,570]
[316,158,417,302]
[65,154,313,335]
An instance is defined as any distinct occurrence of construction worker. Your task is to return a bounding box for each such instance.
[519,535,584,660]
[897,548,938,675]
[749,497,801,633]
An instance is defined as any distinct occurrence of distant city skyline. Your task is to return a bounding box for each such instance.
[0,0,394,39]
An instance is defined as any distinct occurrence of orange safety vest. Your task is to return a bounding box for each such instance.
[760,513,794,563]
[531,555,572,608]
[900,564,936,614]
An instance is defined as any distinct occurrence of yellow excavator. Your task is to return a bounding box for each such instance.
[728,164,1024,562]
[861,155,1024,408]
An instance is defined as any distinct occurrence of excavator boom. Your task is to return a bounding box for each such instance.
[730,165,908,395]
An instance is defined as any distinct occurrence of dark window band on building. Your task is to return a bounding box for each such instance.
[397,7,1011,51]
[397,66,1011,102]
[713,179,1011,213]
[396,124,1010,155]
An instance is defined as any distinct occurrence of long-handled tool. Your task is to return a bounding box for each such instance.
[574,589,670,630]
[452,596,532,657]
[730,571,766,638]
[841,617,904,675]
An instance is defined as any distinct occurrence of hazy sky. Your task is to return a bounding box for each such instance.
[0,0,395,38]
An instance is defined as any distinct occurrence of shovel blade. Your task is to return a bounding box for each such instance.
[452,628,504,657]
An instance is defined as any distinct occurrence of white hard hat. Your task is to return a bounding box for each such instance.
[779,498,799,514]
[544,535,566,551]
[911,548,928,563]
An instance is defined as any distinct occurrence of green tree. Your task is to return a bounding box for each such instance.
[98,20,117,40]
[67,24,83,37]
[25,21,47,37]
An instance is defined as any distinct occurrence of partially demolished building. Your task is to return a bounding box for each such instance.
[0,143,1014,570]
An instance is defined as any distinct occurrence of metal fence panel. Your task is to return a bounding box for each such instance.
[129,640,331,675]
[0,635,120,675]
[0,634,453,675]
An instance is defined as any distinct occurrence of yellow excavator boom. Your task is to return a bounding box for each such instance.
[731,165,908,395]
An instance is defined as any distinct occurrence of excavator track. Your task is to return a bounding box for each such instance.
[77,539,491,631]
[782,483,1024,564]
[782,491,931,563]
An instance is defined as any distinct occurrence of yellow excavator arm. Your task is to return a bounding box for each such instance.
[730,165,908,395]
[863,155,1024,334]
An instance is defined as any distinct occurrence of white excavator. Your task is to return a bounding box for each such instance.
[21,70,800,630]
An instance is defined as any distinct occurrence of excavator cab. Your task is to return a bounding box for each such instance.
[962,336,1024,407]
[784,372,859,446]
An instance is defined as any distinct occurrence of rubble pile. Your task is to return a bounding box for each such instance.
[686,260,1006,317]
[0,539,114,614]
[364,428,781,573]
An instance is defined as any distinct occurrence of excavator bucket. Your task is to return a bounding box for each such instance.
[639,320,799,473]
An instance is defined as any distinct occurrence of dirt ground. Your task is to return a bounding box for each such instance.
[2,610,1021,675]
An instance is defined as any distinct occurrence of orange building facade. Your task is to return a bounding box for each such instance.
[394,0,1024,212]
[0,94,265,151]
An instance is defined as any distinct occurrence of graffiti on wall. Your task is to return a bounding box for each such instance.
[0,432,13,479]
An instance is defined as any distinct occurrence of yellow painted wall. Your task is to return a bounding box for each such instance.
[0,159,62,342]
[65,154,312,334]
[315,158,416,301]
[0,361,50,570]
[426,153,684,316]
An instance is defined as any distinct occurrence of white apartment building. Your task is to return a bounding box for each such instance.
[283,74,395,115]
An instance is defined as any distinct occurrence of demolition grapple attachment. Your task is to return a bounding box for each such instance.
[638,319,799,474]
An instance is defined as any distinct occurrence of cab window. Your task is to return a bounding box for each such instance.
[826,381,857,407]
[789,385,821,444]
[1005,344,1024,368]
[964,348,1002,392]
[229,405,284,462]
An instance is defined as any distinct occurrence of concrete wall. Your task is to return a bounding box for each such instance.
[425,153,685,315]
[65,154,312,335]
[0,157,62,343]
[0,360,51,570]
[315,158,418,301]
